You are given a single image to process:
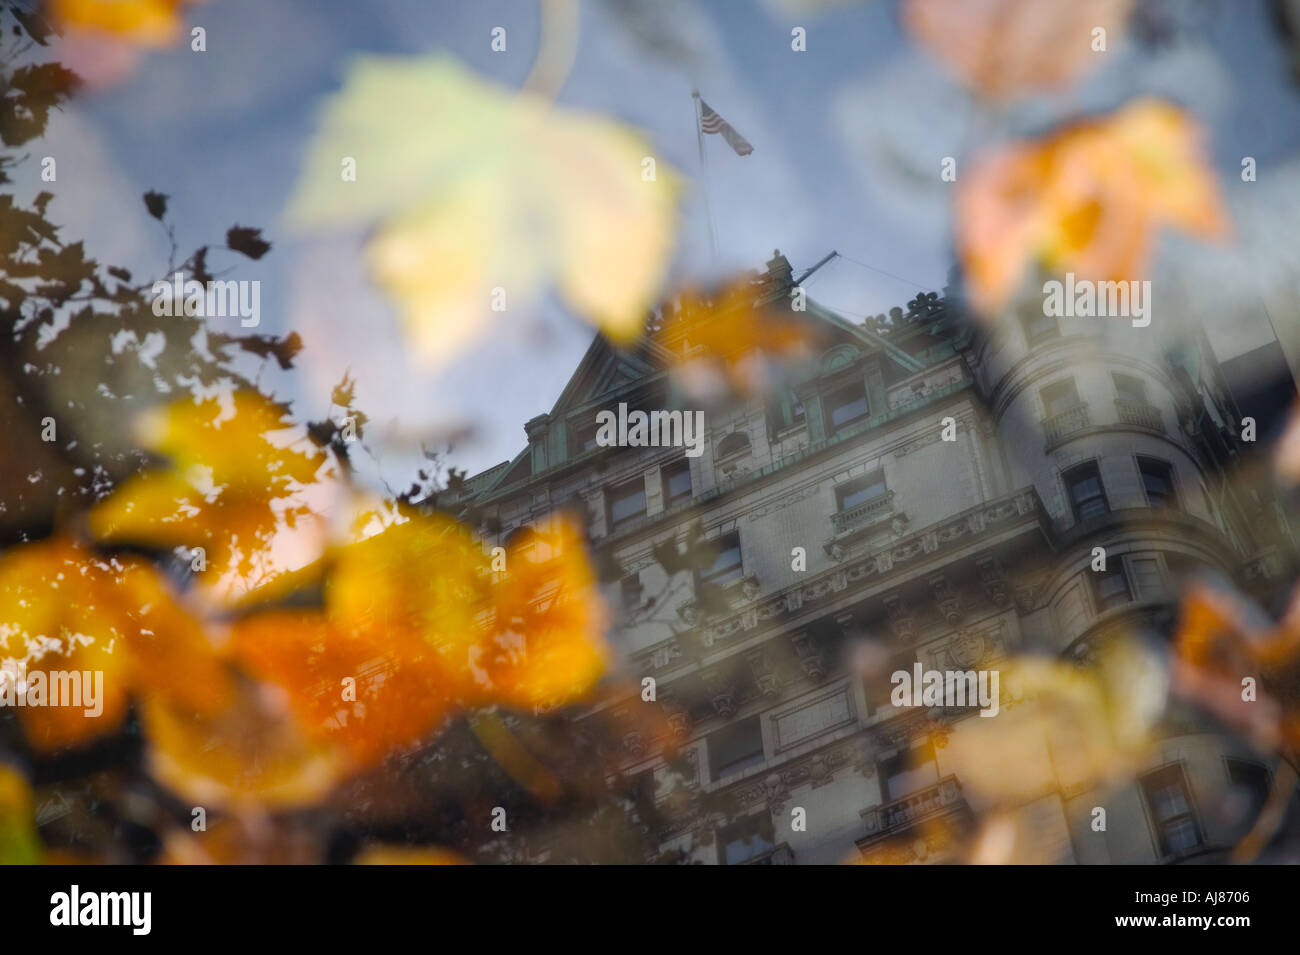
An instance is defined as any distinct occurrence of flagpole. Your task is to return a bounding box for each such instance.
[691,89,719,264]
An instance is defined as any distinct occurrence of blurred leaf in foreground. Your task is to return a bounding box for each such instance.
[0,537,230,752]
[651,278,823,402]
[0,766,41,864]
[955,98,1228,316]
[288,56,681,365]
[88,391,328,599]
[941,639,1167,803]
[50,0,196,46]
[904,0,1136,100]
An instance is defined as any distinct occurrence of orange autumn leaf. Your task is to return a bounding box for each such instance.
[0,537,229,752]
[472,517,609,711]
[231,609,456,769]
[956,99,1229,316]
[141,672,344,810]
[231,512,607,773]
[51,0,198,46]
[904,0,1135,100]
[89,391,328,596]
[652,279,822,400]
[1172,581,1300,752]
[232,512,482,767]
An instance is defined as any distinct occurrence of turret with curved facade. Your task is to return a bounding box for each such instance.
[452,253,1297,864]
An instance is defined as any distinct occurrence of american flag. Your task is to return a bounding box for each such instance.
[698,98,753,156]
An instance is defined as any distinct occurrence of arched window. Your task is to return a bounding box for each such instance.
[716,431,751,460]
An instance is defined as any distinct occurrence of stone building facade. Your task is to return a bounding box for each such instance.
[453,252,1296,864]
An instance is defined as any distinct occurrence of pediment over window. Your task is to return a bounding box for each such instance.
[819,343,861,375]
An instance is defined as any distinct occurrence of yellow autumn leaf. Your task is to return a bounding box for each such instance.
[652,278,825,400]
[473,517,610,711]
[287,56,680,364]
[0,536,230,752]
[88,392,328,597]
[231,510,609,771]
[941,640,1166,802]
[956,99,1229,316]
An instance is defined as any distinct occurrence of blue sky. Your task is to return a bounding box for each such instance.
[34,0,1300,482]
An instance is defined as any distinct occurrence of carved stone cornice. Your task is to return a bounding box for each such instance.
[718,729,877,814]
[745,647,780,699]
[976,554,1011,608]
[928,572,962,626]
[635,487,1047,676]
[882,591,916,642]
[790,631,828,683]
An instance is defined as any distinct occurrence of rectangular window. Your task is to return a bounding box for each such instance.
[663,460,692,506]
[608,477,647,532]
[1141,764,1203,857]
[571,418,600,455]
[791,394,806,423]
[767,391,806,436]
[1041,379,1081,418]
[699,531,743,587]
[837,471,887,512]
[1092,562,1132,612]
[710,715,764,780]
[882,738,940,801]
[1138,457,1177,509]
[1113,372,1147,404]
[1064,462,1109,521]
[718,812,775,864]
[826,381,870,433]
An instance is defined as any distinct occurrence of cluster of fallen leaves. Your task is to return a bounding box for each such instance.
[0,391,610,858]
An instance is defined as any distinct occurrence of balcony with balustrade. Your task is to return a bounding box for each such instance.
[856,776,972,864]
[830,489,896,537]
[1114,398,1164,434]
[1042,403,1091,451]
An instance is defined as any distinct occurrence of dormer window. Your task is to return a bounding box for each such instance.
[826,380,869,433]
[716,431,751,460]
[570,417,600,456]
